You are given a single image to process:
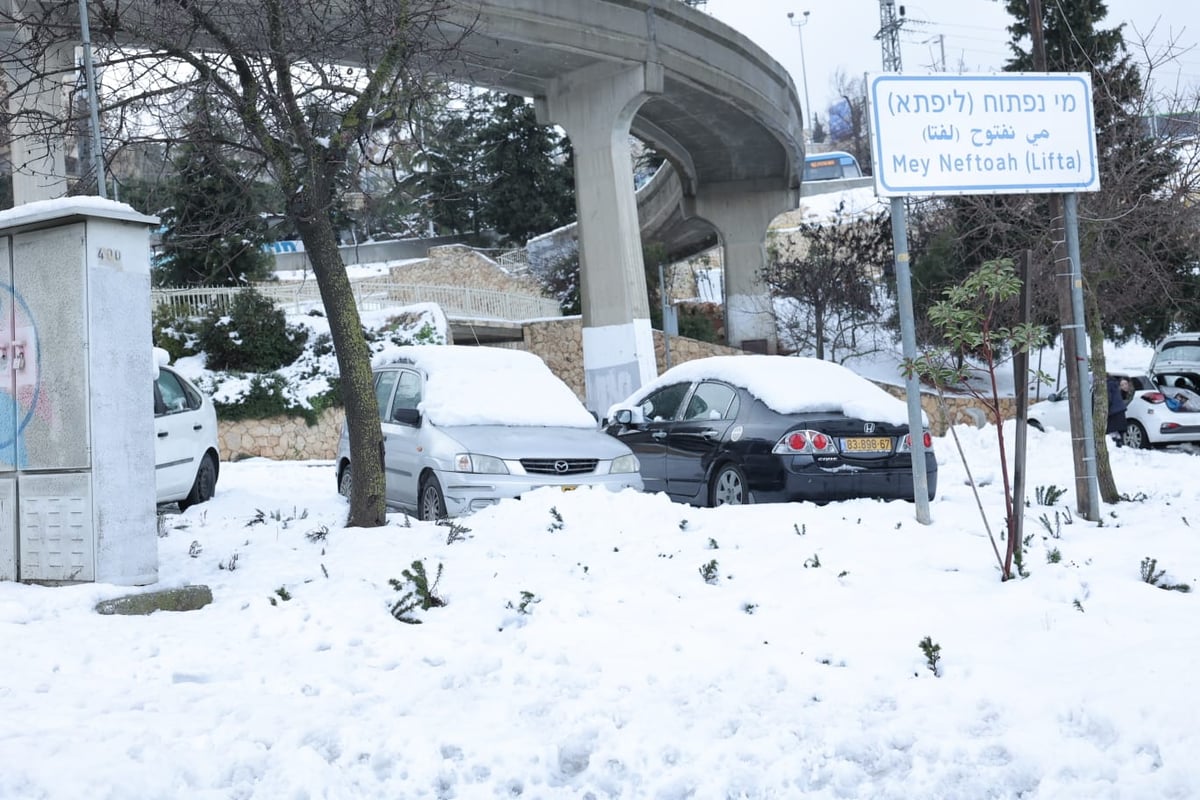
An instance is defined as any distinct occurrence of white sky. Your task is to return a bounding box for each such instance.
[707,0,1200,123]
[1,412,1196,796]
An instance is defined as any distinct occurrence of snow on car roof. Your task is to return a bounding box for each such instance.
[616,355,921,427]
[373,345,597,428]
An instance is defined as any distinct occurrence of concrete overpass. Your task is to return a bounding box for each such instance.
[3,0,806,415]
[439,1,805,413]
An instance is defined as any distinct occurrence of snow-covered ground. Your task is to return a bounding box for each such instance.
[1,408,1197,798]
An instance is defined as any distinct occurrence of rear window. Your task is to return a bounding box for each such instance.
[1158,342,1200,363]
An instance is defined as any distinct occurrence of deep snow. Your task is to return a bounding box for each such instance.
[1,410,1197,798]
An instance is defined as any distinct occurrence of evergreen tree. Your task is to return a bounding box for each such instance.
[417,91,491,237]
[154,104,274,287]
[413,91,576,243]
[477,93,576,244]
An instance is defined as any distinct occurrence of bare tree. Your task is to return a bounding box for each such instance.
[763,201,893,362]
[0,0,470,526]
[825,68,870,174]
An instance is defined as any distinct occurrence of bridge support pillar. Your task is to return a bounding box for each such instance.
[693,182,794,354]
[4,41,72,203]
[537,62,661,417]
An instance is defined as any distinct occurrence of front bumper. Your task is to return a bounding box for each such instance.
[436,471,644,516]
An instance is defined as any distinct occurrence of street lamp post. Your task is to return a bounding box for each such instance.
[787,10,812,138]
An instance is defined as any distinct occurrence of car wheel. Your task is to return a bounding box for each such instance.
[1124,420,1150,450]
[338,462,353,498]
[419,474,446,521]
[179,453,217,511]
[709,463,748,507]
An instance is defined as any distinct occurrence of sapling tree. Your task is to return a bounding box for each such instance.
[906,258,1049,581]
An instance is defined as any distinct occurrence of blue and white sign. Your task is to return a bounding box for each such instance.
[869,73,1099,197]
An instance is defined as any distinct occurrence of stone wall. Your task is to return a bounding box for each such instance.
[219,407,344,462]
[877,385,1018,437]
[389,244,544,296]
[522,317,741,400]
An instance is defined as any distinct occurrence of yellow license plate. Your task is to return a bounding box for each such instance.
[844,436,892,453]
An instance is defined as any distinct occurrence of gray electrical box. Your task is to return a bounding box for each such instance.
[0,200,158,585]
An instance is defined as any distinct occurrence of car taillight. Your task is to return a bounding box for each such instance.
[899,431,933,451]
[775,429,838,455]
[1141,392,1166,404]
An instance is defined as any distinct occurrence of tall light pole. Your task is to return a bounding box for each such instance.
[786,11,812,137]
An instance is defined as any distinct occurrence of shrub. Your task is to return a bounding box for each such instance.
[152,307,202,362]
[197,289,308,371]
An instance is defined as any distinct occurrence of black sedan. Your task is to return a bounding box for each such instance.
[603,355,937,507]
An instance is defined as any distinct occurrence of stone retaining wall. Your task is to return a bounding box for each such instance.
[389,244,544,296]
[219,408,344,462]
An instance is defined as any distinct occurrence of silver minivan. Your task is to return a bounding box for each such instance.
[335,345,642,519]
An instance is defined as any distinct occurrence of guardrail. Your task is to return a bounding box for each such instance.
[152,279,562,321]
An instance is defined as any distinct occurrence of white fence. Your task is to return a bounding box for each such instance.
[152,279,562,321]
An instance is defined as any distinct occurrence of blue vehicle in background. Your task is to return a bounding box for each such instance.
[803,151,863,181]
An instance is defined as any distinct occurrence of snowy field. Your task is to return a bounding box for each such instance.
[0,420,1196,799]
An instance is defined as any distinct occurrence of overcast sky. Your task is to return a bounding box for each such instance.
[704,0,1200,121]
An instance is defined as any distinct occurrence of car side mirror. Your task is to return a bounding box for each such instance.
[613,407,644,426]
[392,407,421,426]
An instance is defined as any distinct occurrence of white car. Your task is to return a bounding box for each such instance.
[154,354,221,508]
[335,345,642,519]
[1028,370,1200,449]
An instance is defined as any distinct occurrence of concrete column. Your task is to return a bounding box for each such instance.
[693,181,795,353]
[5,41,72,203]
[537,62,661,417]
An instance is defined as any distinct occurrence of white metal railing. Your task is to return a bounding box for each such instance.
[152,279,562,322]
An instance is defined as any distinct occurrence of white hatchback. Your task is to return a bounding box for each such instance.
[1028,370,1200,449]
[154,353,221,508]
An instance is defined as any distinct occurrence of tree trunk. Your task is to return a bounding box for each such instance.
[293,204,387,527]
[1086,291,1120,503]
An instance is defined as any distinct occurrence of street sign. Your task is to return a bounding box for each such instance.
[869,73,1099,197]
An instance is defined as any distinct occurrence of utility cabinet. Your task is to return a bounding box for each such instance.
[0,200,158,585]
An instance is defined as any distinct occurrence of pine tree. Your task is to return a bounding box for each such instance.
[154,104,273,288]
[477,93,576,244]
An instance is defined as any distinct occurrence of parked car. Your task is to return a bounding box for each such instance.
[336,345,643,519]
[154,351,220,509]
[602,355,937,507]
[1027,370,1200,449]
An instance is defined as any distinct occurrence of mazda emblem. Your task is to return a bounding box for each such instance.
[554,460,570,473]
[863,423,876,434]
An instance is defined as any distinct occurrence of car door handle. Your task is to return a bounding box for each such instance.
[652,430,668,440]
[701,430,721,440]
[193,424,203,431]
[157,431,168,438]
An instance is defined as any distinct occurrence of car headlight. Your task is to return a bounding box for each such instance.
[610,453,640,474]
[454,453,509,474]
